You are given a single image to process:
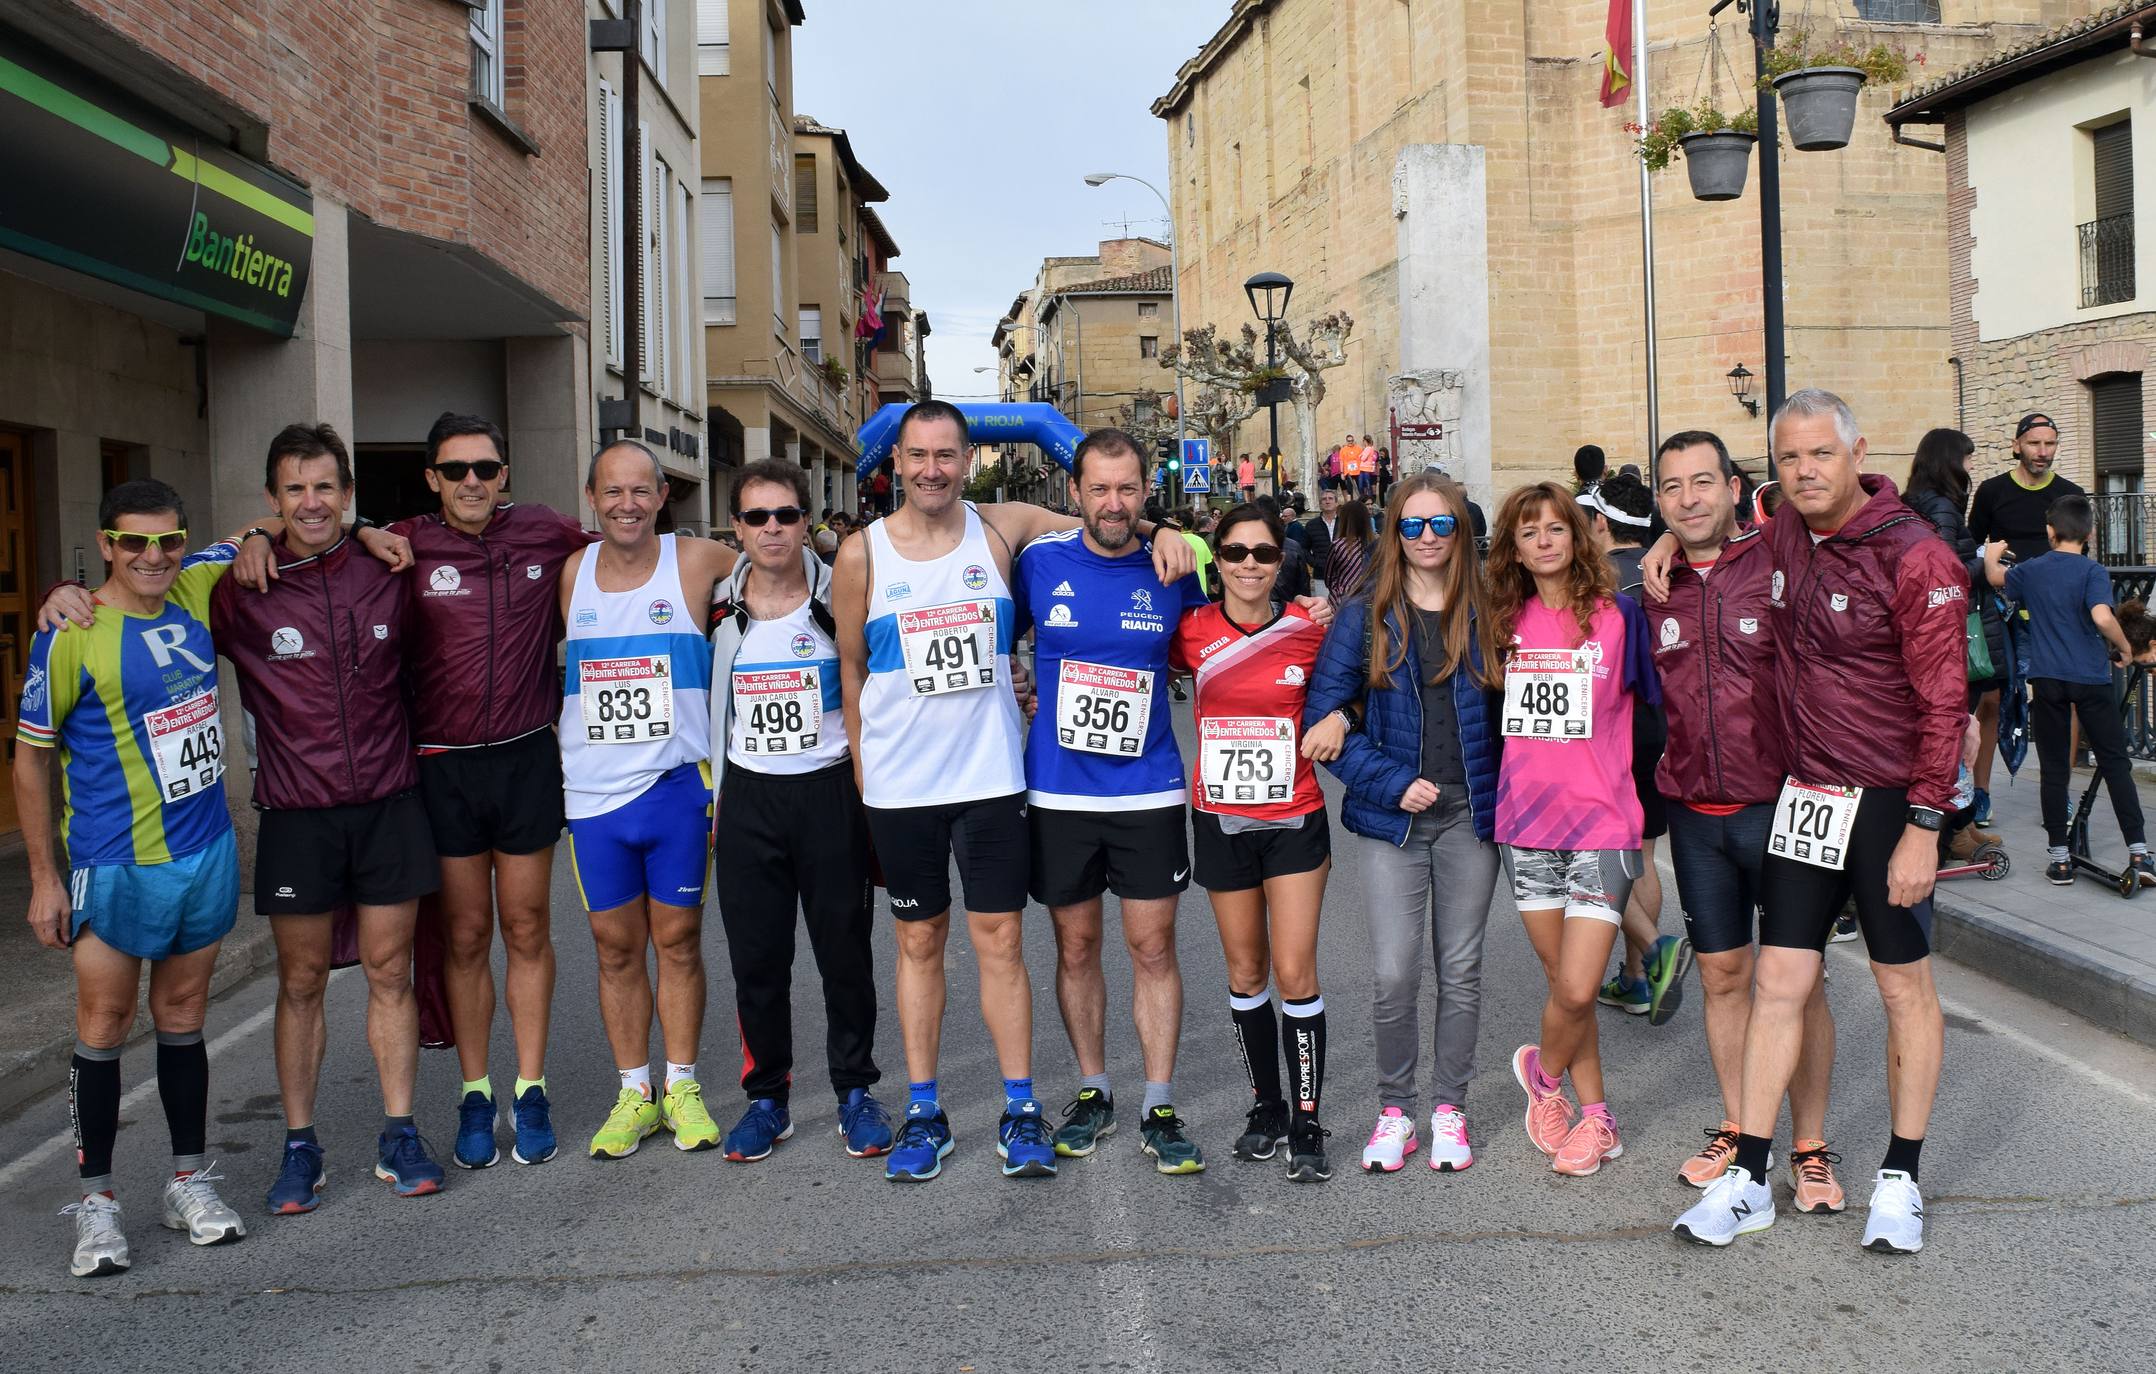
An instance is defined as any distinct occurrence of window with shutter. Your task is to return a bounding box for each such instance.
[641,123,658,386]
[800,306,821,364]
[697,0,729,74]
[771,221,784,336]
[651,154,672,395]
[701,178,735,325]
[600,82,623,370]
[2092,374,2144,476]
[2084,120,2136,307]
[795,155,819,235]
[679,182,696,394]
[2096,121,2133,220]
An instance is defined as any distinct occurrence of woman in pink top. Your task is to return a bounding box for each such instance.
[1484,481,1663,1179]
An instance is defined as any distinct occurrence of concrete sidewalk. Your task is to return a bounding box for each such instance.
[1932,761,2156,1048]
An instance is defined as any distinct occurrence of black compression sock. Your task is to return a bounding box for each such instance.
[156,1030,210,1159]
[1282,995,1327,1121]
[1882,1133,1924,1182]
[1229,989,1282,1104]
[1733,1132,1773,1181]
[71,1044,123,1183]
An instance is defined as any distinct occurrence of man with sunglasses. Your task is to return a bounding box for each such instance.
[385,413,596,1171]
[705,460,889,1165]
[21,480,269,1275]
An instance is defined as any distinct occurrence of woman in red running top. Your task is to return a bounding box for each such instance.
[1172,503,1344,1183]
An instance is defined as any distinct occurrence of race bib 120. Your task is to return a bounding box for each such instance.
[1768,779,1863,871]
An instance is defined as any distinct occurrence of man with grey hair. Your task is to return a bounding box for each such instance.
[1671,389,1964,1256]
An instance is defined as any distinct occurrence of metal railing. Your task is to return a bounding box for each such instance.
[2080,213,2136,309]
[2091,494,2155,567]
[2106,567,2156,759]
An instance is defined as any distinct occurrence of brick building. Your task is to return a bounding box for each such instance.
[1152,0,2104,500]
[1889,1,2155,560]
[0,2,594,834]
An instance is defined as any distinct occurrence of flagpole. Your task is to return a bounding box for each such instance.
[1633,0,1661,474]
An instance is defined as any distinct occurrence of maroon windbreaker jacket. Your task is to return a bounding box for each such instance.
[213,535,417,809]
[1765,475,1967,812]
[1649,527,1786,805]
[390,503,594,748]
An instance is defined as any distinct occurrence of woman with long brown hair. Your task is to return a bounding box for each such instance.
[1306,472,1504,1174]
[1324,499,1375,602]
[1486,480,1662,1178]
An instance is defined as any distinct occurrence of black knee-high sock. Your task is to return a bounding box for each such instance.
[71,1043,122,1190]
[1229,989,1282,1104]
[1282,995,1327,1122]
[156,1030,210,1165]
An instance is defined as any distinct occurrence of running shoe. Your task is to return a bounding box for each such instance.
[1359,1107,1418,1173]
[588,1086,660,1160]
[375,1126,445,1197]
[1053,1087,1117,1157]
[1596,972,1650,1015]
[161,1164,245,1245]
[1285,1118,1332,1183]
[1679,1123,1774,1188]
[1829,911,1861,943]
[1672,1166,1775,1247]
[2134,854,2156,889]
[1552,1113,1623,1177]
[1646,935,1693,1028]
[885,1102,955,1182]
[265,1140,326,1214]
[453,1090,500,1169]
[660,1078,722,1152]
[722,1098,793,1162]
[63,1194,129,1277]
[2046,860,2075,887]
[1861,1169,1925,1253]
[1138,1104,1205,1175]
[1511,1044,1576,1156]
[1971,786,1992,827]
[1233,1099,1290,1161]
[838,1088,895,1158]
[1790,1140,1847,1214]
[997,1099,1058,1178]
[1428,1106,1474,1172]
[511,1084,557,1165]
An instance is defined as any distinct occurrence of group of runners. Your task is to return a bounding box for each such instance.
[30,389,1961,1278]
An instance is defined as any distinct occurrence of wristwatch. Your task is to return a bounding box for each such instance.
[1906,806,1945,832]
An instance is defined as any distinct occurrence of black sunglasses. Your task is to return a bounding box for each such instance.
[738,506,806,528]
[433,459,504,482]
[1218,542,1283,565]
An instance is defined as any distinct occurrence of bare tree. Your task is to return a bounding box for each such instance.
[1160,313,1355,491]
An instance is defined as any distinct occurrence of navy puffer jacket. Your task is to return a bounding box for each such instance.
[1305,595,1501,845]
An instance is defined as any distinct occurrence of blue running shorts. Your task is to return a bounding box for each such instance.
[566,763,712,912]
[71,830,241,960]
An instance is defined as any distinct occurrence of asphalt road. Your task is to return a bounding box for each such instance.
[3,712,2154,1372]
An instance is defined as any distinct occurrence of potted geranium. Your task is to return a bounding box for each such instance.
[1636,102,1760,202]
[1763,28,1917,151]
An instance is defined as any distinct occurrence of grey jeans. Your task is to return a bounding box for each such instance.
[1357,793,1500,1112]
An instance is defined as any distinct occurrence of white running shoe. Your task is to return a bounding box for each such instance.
[1359,1107,1419,1173]
[1427,1107,1474,1172]
[63,1194,130,1277]
[162,1164,246,1246]
[1861,1169,1925,1253]
[1671,1167,1775,1247]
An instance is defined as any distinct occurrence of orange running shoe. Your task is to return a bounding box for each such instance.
[1789,1139,1847,1213]
[1680,1120,1740,1188]
[1552,1112,1623,1177]
[1511,1045,1576,1156]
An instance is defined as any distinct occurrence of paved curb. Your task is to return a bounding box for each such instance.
[1932,891,2156,1050]
[0,922,280,1120]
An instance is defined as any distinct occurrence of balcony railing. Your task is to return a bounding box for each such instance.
[2081,213,2136,308]
[2092,493,2155,567]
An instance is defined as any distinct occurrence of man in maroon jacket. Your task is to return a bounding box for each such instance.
[1672,390,1963,1256]
[1648,431,1838,1208]
[213,423,445,1212]
[390,413,594,1172]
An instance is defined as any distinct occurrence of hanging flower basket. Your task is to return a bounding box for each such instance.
[1772,66,1865,151]
[1679,130,1756,201]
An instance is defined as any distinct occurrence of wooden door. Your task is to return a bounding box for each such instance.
[0,431,33,834]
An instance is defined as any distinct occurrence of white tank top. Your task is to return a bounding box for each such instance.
[559,534,712,819]
[726,600,846,774]
[859,505,1025,807]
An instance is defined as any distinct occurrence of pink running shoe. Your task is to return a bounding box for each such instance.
[1551,1113,1624,1177]
[1359,1108,1419,1173]
[1511,1045,1575,1156]
[1427,1106,1473,1172]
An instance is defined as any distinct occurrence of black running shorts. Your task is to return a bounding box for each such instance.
[256,791,441,915]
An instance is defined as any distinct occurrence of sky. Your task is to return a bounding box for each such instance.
[792,1,1230,402]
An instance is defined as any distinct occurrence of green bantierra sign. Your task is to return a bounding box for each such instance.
[0,34,313,336]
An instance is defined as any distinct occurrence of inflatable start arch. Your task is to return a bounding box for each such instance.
[854,402,1085,482]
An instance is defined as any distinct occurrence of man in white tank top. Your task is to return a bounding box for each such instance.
[555,442,738,1162]
[833,400,1195,1183]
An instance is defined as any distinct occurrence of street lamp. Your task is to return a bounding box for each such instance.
[1245,271,1294,490]
[1726,363,1760,418]
[1086,171,1186,494]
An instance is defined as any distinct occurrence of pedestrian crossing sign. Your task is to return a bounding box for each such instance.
[1181,439,1212,493]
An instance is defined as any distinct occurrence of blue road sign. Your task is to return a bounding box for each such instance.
[1181,438,1212,493]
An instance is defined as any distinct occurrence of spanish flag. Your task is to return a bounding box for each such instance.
[1600,0,1633,107]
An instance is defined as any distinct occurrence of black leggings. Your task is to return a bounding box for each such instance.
[2032,677,2144,850]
